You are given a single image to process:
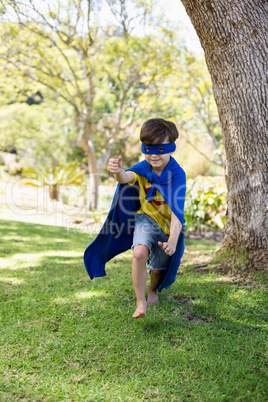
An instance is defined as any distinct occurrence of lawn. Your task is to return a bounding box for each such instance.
[0,220,267,401]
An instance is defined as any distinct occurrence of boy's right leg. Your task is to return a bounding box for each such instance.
[132,245,149,319]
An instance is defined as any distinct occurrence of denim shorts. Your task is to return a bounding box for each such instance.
[132,213,171,270]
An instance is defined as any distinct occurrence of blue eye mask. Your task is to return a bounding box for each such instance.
[141,142,176,155]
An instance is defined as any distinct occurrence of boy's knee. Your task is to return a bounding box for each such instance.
[133,245,149,261]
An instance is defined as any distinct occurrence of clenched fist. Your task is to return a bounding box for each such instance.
[108,155,122,174]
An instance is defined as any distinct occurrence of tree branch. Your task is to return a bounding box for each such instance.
[181,132,223,167]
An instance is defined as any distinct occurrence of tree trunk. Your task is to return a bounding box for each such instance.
[87,156,99,211]
[180,0,268,268]
[77,117,99,210]
[49,183,59,201]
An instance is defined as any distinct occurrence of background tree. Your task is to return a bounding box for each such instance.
[179,53,223,167]
[142,49,223,169]
[1,0,189,210]
[181,0,268,268]
[0,93,76,168]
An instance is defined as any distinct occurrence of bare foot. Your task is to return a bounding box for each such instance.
[147,285,159,304]
[132,301,147,319]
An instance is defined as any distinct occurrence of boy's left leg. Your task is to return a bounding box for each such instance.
[148,269,164,304]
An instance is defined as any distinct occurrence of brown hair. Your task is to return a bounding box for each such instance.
[140,118,179,144]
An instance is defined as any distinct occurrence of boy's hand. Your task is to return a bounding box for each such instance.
[158,241,176,256]
[108,156,122,174]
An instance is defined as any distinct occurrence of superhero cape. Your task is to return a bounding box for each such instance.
[84,156,186,292]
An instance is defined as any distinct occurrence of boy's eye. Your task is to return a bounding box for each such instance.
[158,147,164,152]
[145,147,150,152]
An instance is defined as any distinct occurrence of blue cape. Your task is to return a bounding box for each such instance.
[84,156,186,292]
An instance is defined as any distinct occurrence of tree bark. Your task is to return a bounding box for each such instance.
[49,184,59,201]
[180,0,268,268]
[77,117,99,210]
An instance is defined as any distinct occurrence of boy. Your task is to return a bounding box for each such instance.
[84,118,186,319]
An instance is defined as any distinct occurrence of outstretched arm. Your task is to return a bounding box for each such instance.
[158,212,182,256]
[108,155,135,184]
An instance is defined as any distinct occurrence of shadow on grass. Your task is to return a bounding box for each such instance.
[0,219,94,257]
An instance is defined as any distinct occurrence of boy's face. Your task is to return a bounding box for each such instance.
[144,141,174,171]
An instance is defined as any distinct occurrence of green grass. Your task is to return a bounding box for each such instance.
[0,220,267,401]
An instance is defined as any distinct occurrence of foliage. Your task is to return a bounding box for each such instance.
[0,219,267,400]
[179,53,223,164]
[185,176,227,231]
[0,0,223,209]
[23,162,86,201]
[0,97,77,167]
[139,47,223,167]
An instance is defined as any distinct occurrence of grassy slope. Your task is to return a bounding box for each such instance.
[0,220,267,401]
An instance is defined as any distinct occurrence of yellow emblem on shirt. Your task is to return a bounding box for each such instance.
[129,171,172,234]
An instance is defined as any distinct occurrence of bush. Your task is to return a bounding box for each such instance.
[184,176,227,231]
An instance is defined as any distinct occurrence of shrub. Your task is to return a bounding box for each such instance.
[184,176,227,231]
